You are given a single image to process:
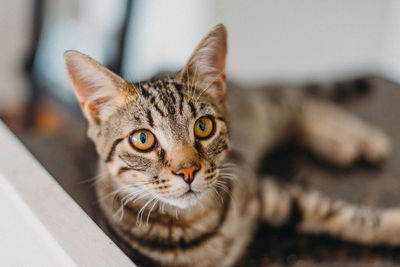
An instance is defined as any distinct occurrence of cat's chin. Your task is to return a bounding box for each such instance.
[162,191,204,209]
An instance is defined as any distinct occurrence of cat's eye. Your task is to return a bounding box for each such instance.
[194,116,215,139]
[129,130,156,151]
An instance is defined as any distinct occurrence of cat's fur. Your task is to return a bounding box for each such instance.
[64,25,399,266]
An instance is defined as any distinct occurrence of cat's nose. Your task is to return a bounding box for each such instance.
[172,164,200,184]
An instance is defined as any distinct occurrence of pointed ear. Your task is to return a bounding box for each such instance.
[64,51,133,124]
[177,24,227,99]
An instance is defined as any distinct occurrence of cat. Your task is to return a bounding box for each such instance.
[64,24,399,266]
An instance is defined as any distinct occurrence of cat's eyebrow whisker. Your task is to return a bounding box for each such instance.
[186,65,191,100]
[189,63,200,102]
[136,81,147,104]
[190,62,197,99]
[129,79,146,112]
[195,72,223,102]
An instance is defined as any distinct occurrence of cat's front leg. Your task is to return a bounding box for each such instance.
[260,178,400,246]
[295,99,390,166]
[296,190,400,246]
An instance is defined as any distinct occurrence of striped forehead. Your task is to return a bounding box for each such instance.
[103,77,220,142]
[138,78,184,118]
[136,78,217,118]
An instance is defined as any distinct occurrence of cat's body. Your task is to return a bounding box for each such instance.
[65,25,399,267]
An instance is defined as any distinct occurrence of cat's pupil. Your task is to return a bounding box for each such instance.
[139,132,147,144]
[198,120,206,132]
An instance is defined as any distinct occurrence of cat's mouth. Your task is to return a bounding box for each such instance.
[181,189,195,197]
[178,188,202,201]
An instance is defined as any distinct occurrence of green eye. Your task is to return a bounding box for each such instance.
[129,130,155,151]
[194,116,215,139]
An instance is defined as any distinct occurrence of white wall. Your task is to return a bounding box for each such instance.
[380,1,400,82]
[122,0,213,81]
[214,0,398,85]
[0,0,31,112]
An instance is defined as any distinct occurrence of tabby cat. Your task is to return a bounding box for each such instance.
[64,25,400,266]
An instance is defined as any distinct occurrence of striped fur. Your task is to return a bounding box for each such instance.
[65,25,400,267]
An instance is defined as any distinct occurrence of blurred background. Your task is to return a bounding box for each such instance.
[2,0,400,129]
[3,0,400,128]
[2,0,400,265]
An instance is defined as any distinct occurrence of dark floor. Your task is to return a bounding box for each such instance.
[10,76,400,266]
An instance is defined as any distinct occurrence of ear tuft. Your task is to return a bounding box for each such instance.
[178,24,227,99]
[64,51,130,123]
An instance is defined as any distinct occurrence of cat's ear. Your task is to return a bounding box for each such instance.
[177,24,227,99]
[64,51,133,124]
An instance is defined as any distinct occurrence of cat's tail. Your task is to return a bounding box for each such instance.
[260,178,400,246]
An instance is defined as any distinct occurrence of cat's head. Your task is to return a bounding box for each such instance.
[65,25,231,209]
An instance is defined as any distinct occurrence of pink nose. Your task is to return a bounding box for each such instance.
[173,165,200,184]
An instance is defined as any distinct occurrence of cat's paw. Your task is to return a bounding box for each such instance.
[360,127,390,164]
[298,100,391,166]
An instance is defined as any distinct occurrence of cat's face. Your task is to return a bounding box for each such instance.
[65,25,229,209]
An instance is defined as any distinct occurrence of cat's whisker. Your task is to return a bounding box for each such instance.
[117,190,146,221]
[210,186,224,206]
[123,189,149,206]
[213,182,238,217]
[137,196,156,226]
[95,184,137,204]
[161,201,166,214]
[219,176,237,181]
[76,173,105,185]
[121,189,144,204]
[146,199,160,225]
[218,171,238,177]
[218,172,238,179]
[221,162,238,168]
[113,205,124,221]
[214,182,229,193]
[217,166,238,170]
[217,168,238,174]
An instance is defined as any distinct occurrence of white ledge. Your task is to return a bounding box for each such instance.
[0,121,134,267]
